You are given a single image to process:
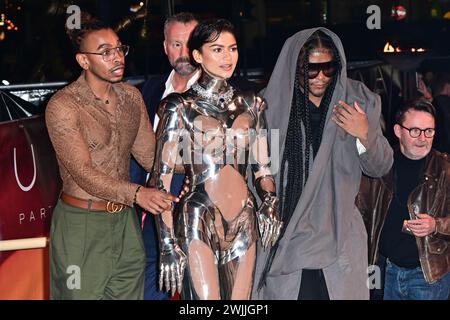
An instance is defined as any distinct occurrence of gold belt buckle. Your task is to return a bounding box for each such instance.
[106,201,124,213]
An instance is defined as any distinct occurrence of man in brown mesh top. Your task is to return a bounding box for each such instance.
[45,13,178,299]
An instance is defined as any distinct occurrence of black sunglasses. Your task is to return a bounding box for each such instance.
[307,61,338,79]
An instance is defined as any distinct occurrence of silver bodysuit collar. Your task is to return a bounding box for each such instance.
[191,69,234,109]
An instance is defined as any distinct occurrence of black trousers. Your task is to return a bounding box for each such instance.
[298,269,330,300]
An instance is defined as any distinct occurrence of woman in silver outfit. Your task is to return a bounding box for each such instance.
[150,19,282,300]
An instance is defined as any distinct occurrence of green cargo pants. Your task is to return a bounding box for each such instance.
[50,199,146,299]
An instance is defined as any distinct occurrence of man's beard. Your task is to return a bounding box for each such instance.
[173,57,196,76]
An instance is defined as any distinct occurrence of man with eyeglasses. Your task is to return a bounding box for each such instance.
[253,28,393,300]
[357,99,450,300]
[45,13,179,299]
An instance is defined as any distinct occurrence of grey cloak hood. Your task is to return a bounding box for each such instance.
[252,27,393,300]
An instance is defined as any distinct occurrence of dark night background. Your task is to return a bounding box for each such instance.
[1,0,450,85]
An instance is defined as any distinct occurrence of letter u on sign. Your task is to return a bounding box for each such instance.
[14,144,37,192]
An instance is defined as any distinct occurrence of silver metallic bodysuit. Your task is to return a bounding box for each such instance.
[150,71,282,300]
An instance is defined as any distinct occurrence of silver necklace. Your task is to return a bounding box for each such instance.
[192,82,234,108]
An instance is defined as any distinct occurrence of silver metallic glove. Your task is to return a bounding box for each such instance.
[257,192,283,250]
[159,237,187,296]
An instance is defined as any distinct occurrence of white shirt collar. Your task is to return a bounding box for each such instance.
[163,69,200,99]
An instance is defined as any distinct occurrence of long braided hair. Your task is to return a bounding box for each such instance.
[258,31,342,289]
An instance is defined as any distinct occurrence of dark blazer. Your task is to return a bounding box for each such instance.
[130,73,169,187]
[142,73,170,125]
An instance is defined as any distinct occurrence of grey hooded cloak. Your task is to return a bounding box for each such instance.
[252,27,393,300]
